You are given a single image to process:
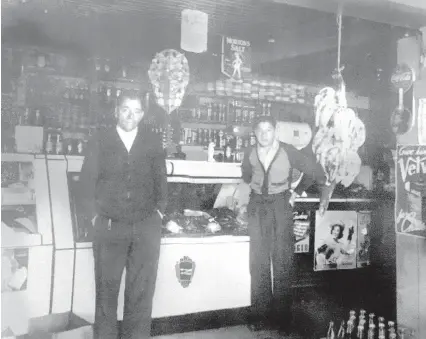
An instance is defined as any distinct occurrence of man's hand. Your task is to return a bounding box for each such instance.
[91,214,98,226]
[289,191,298,207]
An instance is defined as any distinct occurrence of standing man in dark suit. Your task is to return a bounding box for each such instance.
[77,93,167,339]
[242,116,326,335]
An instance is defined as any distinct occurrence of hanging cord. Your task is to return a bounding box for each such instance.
[336,8,343,74]
[333,4,344,79]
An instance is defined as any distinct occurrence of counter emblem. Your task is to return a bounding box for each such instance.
[175,256,196,288]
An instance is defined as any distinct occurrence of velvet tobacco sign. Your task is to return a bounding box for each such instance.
[395,145,426,238]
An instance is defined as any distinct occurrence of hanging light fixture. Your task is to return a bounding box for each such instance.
[181,9,208,53]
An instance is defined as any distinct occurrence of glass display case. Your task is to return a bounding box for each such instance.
[1,154,54,337]
[1,154,53,248]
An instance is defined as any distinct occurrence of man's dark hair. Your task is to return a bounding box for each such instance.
[252,115,277,130]
[116,91,148,110]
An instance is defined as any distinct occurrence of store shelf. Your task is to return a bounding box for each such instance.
[182,122,227,129]
[1,233,42,248]
[1,153,35,162]
[1,199,36,206]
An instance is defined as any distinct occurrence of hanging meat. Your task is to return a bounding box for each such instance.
[312,73,366,189]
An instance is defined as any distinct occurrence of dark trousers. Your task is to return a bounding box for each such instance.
[92,213,162,339]
[247,192,295,329]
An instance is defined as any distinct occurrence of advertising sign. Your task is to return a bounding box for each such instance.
[357,211,371,268]
[314,211,357,271]
[221,36,251,81]
[293,211,310,254]
[395,145,426,238]
[391,63,415,93]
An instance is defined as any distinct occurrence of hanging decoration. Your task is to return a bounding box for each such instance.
[148,49,190,149]
[312,6,366,213]
[181,9,208,53]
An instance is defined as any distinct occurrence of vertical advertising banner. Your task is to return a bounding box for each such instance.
[395,145,426,238]
[221,36,251,81]
[314,211,357,271]
[293,211,310,254]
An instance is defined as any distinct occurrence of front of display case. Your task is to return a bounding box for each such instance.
[1,154,54,336]
[47,155,378,325]
[64,157,252,323]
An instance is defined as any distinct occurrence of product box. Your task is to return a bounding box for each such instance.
[314,210,357,271]
[14,126,44,154]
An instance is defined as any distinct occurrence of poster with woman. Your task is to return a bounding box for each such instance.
[314,210,357,271]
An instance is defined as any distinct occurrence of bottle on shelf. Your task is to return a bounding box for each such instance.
[327,321,336,339]
[33,109,43,126]
[66,140,73,155]
[45,133,53,154]
[223,144,234,163]
[20,108,30,125]
[235,101,242,123]
[207,102,212,121]
[55,134,63,155]
[250,132,256,146]
[77,140,84,155]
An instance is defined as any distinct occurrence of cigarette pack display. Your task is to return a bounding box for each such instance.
[314,210,357,271]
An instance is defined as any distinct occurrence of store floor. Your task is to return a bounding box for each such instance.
[154,326,302,339]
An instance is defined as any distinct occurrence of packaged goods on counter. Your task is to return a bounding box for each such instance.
[162,207,248,237]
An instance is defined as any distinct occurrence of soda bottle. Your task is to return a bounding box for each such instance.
[378,323,385,339]
[327,321,335,339]
[337,320,345,339]
[357,325,365,339]
[45,134,53,154]
[367,323,375,339]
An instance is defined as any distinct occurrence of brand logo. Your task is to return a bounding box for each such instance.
[391,64,414,92]
[175,256,196,288]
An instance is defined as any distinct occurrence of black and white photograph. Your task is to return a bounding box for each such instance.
[1,1,426,339]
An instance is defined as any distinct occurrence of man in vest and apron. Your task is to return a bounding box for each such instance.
[242,116,326,335]
[78,93,167,339]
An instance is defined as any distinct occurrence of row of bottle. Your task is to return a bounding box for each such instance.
[180,128,256,149]
[44,133,86,155]
[326,309,413,339]
[182,100,273,124]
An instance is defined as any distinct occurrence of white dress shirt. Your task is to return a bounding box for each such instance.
[116,126,138,152]
[257,139,279,171]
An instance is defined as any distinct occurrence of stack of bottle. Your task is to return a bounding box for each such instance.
[180,128,256,149]
[325,309,413,339]
[182,100,273,126]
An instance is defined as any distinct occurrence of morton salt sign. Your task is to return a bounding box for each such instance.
[395,145,426,238]
[221,36,252,81]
